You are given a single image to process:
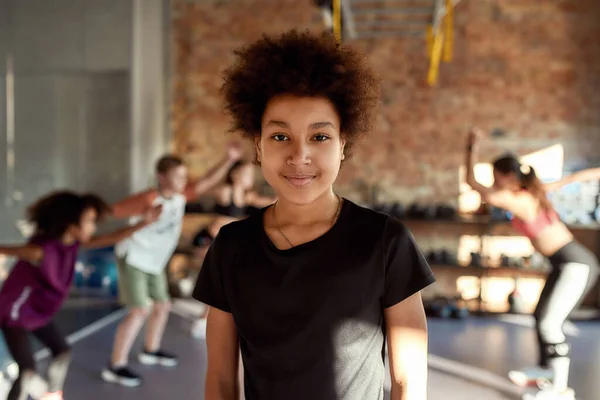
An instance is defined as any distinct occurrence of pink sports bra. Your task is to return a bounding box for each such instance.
[511,208,559,239]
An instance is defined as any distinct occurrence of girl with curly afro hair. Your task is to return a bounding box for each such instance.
[194,30,435,400]
[0,191,161,400]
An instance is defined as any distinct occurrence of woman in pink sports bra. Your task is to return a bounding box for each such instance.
[465,128,600,400]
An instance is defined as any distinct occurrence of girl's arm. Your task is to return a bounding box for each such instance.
[205,307,240,400]
[0,244,43,264]
[83,205,163,249]
[184,144,243,202]
[111,190,156,219]
[385,292,429,400]
[465,129,493,196]
[544,167,600,193]
[83,222,149,250]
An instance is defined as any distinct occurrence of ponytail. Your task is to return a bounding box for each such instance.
[520,165,552,211]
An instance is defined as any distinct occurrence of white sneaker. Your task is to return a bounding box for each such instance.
[17,372,48,400]
[522,386,575,400]
[191,318,207,339]
[178,277,195,298]
[509,366,553,387]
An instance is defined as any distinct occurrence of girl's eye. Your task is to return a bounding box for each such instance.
[313,134,330,142]
[272,134,288,141]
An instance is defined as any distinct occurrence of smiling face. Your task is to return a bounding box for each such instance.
[256,94,346,205]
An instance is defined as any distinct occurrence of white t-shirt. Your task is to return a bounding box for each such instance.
[115,193,186,275]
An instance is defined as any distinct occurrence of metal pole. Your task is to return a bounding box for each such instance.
[5,54,15,208]
[340,0,357,40]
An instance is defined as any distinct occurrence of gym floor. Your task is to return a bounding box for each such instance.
[428,315,600,400]
[1,298,598,399]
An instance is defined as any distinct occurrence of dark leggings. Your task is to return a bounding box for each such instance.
[2,321,70,400]
[534,241,599,367]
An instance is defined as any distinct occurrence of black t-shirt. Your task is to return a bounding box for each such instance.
[193,199,435,400]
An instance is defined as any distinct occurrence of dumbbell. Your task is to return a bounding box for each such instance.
[390,202,405,219]
[439,249,458,265]
[407,203,426,219]
[451,307,470,319]
[429,302,453,318]
[470,252,483,267]
[436,204,457,220]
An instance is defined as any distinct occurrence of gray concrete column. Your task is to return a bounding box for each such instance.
[130,0,170,192]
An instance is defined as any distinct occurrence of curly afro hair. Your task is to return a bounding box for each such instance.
[27,190,110,241]
[221,30,381,156]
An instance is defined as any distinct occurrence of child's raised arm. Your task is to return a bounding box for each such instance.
[111,190,157,220]
[544,167,600,193]
[83,205,163,249]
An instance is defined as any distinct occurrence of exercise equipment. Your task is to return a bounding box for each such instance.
[469,252,483,267]
[426,248,458,266]
[423,205,437,220]
[507,288,527,314]
[77,247,118,298]
[425,296,469,319]
[435,204,457,220]
[407,203,427,219]
[439,248,458,265]
[426,250,440,265]
[389,202,405,219]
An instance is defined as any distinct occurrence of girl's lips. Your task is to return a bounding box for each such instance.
[284,175,315,187]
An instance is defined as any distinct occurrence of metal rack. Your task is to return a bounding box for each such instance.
[404,216,600,313]
[321,0,462,85]
[342,0,435,40]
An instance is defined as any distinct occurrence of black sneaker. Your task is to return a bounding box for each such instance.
[138,349,178,367]
[101,365,142,387]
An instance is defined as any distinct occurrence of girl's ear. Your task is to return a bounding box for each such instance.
[255,136,262,163]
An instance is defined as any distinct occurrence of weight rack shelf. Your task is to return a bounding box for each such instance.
[399,216,600,235]
[430,264,548,279]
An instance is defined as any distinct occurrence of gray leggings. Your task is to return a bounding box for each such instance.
[534,241,599,367]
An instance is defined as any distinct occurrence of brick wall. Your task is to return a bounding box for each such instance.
[171,0,600,205]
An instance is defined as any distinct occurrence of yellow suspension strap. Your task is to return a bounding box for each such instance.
[427,0,455,85]
[427,28,444,86]
[443,0,454,62]
[426,25,433,59]
[333,0,342,42]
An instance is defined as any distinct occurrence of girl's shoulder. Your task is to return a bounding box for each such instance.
[342,200,390,227]
[32,238,79,253]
